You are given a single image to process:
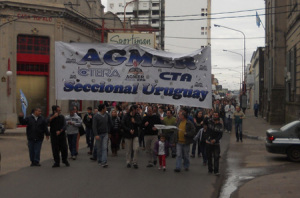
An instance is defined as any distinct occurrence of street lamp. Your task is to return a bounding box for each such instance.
[123,0,137,29]
[223,49,243,83]
[214,24,246,87]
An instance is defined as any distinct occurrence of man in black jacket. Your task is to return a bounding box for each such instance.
[19,107,50,167]
[141,106,161,167]
[47,105,70,168]
[206,112,223,176]
[122,105,142,169]
[83,107,94,155]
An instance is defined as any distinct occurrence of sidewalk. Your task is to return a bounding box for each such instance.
[233,109,300,198]
[242,109,282,140]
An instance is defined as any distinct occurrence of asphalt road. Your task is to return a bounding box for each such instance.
[0,131,230,198]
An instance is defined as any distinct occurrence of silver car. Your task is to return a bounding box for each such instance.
[265,120,300,162]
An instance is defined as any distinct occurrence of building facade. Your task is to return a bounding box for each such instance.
[165,0,211,53]
[263,0,287,124]
[107,0,165,49]
[0,0,113,128]
[249,47,264,116]
[262,0,300,124]
[285,0,300,122]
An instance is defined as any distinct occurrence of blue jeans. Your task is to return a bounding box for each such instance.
[67,134,78,157]
[28,140,43,163]
[175,143,190,170]
[226,117,233,132]
[235,122,243,141]
[96,133,108,164]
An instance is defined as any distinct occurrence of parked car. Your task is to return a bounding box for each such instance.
[0,123,5,134]
[265,120,300,162]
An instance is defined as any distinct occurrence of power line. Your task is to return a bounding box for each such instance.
[164,4,293,18]
[0,9,298,23]
[166,36,264,40]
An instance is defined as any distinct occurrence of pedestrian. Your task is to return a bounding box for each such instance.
[154,135,169,171]
[18,107,50,167]
[93,104,112,168]
[233,106,245,142]
[47,105,70,167]
[224,101,235,133]
[206,112,223,176]
[110,109,121,157]
[193,121,209,166]
[162,110,177,158]
[141,106,161,167]
[122,105,142,168]
[173,111,196,172]
[65,108,82,160]
[83,107,94,155]
[72,106,83,156]
[253,100,259,118]
[191,110,204,158]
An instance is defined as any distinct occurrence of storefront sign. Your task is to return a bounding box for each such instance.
[55,42,212,108]
[17,13,53,22]
[108,33,155,48]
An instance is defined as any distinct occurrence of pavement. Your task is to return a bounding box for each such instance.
[232,109,300,198]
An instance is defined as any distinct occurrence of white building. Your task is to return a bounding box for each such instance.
[165,0,211,53]
[107,0,165,49]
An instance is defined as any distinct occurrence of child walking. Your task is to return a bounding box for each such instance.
[154,135,169,171]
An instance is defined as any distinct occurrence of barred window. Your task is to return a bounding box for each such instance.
[17,35,49,55]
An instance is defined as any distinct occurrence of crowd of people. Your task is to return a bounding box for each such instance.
[18,97,245,176]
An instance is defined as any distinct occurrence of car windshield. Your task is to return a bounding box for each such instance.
[280,121,300,131]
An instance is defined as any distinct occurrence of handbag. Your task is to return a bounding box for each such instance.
[79,125,86,136]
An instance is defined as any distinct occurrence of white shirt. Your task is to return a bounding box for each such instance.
[158,141,165,155]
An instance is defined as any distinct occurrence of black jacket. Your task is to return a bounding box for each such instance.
[207,119,223,144]
[47,114,66,136]
[83,113,93,129]
[122,112,142,139]
[141,114,161,136]
[19,115,49,141]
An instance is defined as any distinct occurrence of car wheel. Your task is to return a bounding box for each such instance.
[287,147,300,162]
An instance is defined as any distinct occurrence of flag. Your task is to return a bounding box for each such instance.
[20,89,28,118]
[256,11,261,28]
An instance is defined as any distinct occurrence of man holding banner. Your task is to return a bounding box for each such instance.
[142,106,161,167]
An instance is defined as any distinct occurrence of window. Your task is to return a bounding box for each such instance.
[119,3,123,7]
[17,63,49,73]
[201,27,204,30]
[110,3,114,9]
[152,10,159,15]
[17,35,49,55]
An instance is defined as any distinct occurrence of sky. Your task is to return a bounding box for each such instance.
[101,0,266,90]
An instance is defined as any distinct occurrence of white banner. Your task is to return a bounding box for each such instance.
[55,42,212,108]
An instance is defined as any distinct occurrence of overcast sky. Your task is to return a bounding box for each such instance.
[101,0,265,90]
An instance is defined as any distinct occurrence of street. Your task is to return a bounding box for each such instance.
[0,130,230,198]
